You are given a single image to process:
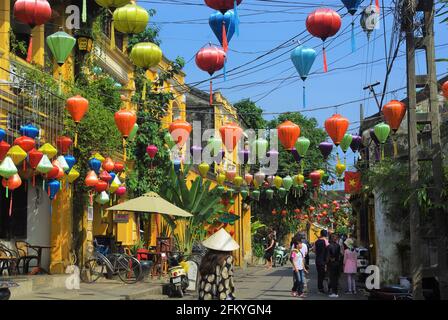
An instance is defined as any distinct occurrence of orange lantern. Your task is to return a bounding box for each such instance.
[168,119,192,148]
[443,81,448,99]
[66,95,89,147]
[0,141,11,161]
[219,122,242,152]
[102,157,115,172]
[14,136,35,153]
[114,109,137,161]
[56,136,73,154]
[2,174,22,216]
[277,120,300,150]
[382,100,406,133]
[324,114,349,146]
[84,170,99,187]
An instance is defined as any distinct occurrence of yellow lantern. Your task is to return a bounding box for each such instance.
[67,168,80,183]
[198,162,210,178]
[38,143,57,159]
[336,162,346,177]
[273,176,283,189]
[113,3,149,34]
[233,176,243,188]
[7,146,27,165]
[216,172,226,185]
[296,174,305,186]
[317,169,325,179]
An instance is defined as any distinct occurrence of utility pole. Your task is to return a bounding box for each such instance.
[403,0,447,299]
[363,82,382,112]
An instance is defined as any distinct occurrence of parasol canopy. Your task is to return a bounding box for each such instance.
[106,192,192,217]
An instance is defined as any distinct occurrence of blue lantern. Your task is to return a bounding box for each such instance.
[0,128,5,142]
[46,179,60,201]
[109,172,116,184]
[290,46,317,108]
[209,10,236,51]
[173,159,181,175]
[64,154,76,172]
[88,158,102,174]
[19,124,39,139]
[342,0,362,52]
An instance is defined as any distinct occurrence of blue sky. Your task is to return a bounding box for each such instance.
[139,0,448,186]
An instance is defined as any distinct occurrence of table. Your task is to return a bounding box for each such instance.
[27,245,52,275]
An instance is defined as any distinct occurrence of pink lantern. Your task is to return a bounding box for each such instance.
[115,185,127,196]
[146,145,158,159]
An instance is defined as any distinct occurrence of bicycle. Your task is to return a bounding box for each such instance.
[81,250,142,284]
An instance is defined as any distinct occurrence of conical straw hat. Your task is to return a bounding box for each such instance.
[202,228,240,252]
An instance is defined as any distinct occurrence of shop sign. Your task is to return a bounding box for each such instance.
[113,212,129,223]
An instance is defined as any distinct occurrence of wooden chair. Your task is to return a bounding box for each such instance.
[0,244,19,276]
[15,241,39,274]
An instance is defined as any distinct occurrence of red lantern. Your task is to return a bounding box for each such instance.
[382,100,407,133]
[99,171,112,183]
[277,120,300,150]
[56,136,73,154]
[322,211,328,217]
[46,164,60,180]
[205,0,242,12]
[102,157,115,172]
[219,122,243,152]
[195,45,226,105]
[272,209,277,215]
[28,149,43,169]
[309,206,315,212]
[322,203,329,209]
[2,174,22,216]
[332,200,338,205]
[85,170,99,187]
[0,141,11,161]
[169,120,192,148]
[281,209,287,216]
[325,114,349,146]
[294,208,301,214]
[114,161,124,173]
[146,145,158,159]
[115,109,137,138]
[94,180,108,193]
[14,136,35,153]
[443,81,448,99]
[309,171,321,187]
[13,0,52,63]
[306,8,341,72]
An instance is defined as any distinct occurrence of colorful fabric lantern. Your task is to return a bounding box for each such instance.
[277,120,300,150]
[254,172,265,185]
[290,46,317,108]
[360,5,380,40]
[216,172,226,185]
[109,176,121,194]
[45,179,60,201]
[115,109,137,161]
[94,180,109,193]
[2,174,22,214]
[46,30,76,67]
[146,145,158,159]
[115,185,127,197]
[0,141,10,161]
[14,136,35,153]
[196,45,226,105]
[0,157,18,179]
[325,114,349,146]
[273,176,283,189]
[29,149,44,170]
[96,191,110,205]
[7,146,27,166]
[295,137,310,157]
[169,120,192,148]
[240,189,249,200]
[13,0,52,63]
[129,42,162,100]
[251,189,260,201]
[113,3,149,34]
[99,171,112,183]
[205,0,242,36]
[244,173,253,186]
[102,157,115,172]
[209,10,236,53]
[306,8,341,72]
[56,136,73,154]
[56,155,70,173]
[233,176,243,188]
[340,134,353,154]
[219,122,243,152]
[336,162,346,177]
[95,0,131,47]
[38,143,57,159]
[36,155,53,174]
[443,81,448,99]
[0,128,5,142]
[114,161,125,173]
[382,100,406,133]
[282,175,293,191]
[198,162,210,178]
[67,168,80,183]
[19,124,39,139]
[66,95,89,147]
[226,170,237,182]
[374,122,391,160]
[64,155,76,172]
[309,171,322,188]
[295,174,305,186]
[278,187,287,199]
[350,135,362,153]
[85,170,99,187]
[342,0,362,52]
[265,188,274,200]
[88,158,102,174]
[252,137,268,160]
[128,123,139,142]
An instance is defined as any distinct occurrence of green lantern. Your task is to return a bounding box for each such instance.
[164,131,175,149]
[295,137,310,157]
[130,42,163,100]
[374,122,391,160]
[252,137,268,160]
[340,134,353,154]
[217,186,225,194]
[113,3,149,34]
[227,188,235,199]
[240,189,249,200]
[208,136,222,156]
[265,188,274,200]
[305,179,312,186]
[251,190,260,201]
[128,123,139,141]
[46,31,76,67]
[282,175,293,191]
[278,187,287,198]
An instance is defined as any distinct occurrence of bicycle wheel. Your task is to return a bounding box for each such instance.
[81,257,104,283]
[116,255,142,284]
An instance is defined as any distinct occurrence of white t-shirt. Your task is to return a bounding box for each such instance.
[300,243,308,258]
[291,250,304,270]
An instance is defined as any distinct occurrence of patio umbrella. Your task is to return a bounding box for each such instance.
[106,192,192,217]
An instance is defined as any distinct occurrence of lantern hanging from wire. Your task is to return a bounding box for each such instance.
[339,134,353,164]
[219,122,243,152]
[195,45,226,105]
[56,136,73,155]
[113,2,149,34]
[277,120,300,150]
[209,10,236,53]
[341,0,362,52]
[13,0,52,63]
[115,109,137,161]
[169,119,192,149]
[360,5,380,40]
[19,124,39,139]
[66,95,89,147]
[382,100,406,157]
[373,122,390,160]
[290,45,317,108]
[205,0,243,36]
[2,174,22,216]
[306,8,341,72]
[129,42,162,100]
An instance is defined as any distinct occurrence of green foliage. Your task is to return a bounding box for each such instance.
[251,218,266,236]
[253,242,265,258]
[130,239,146,255]
[9,30,27,58]
[159,165,224,256]
[234,99,266,129]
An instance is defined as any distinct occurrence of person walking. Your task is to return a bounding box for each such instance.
[290,239,307,297]
[327,234,341,298]
[198,228,240,300]
[343,238,358,294]
[313,229,328,294]
[264,229,275,269]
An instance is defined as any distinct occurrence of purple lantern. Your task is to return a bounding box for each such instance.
[350,135,362,153]
[238,149,250,164]
[318,142,333,160]
[290,148,302,163]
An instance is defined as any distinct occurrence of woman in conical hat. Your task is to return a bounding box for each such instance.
[198,228,239,300]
